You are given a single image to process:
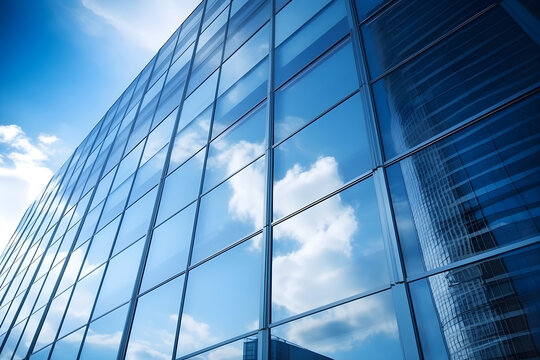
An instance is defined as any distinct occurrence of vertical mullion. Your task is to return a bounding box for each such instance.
[259,0,275,359]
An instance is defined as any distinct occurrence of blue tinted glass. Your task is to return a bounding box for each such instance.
[57,241,89,294]
[272,178,388,320]
[15,307,44,359]
[179,71,218,129]
[141,203,196,292]
[113,187,157,254]
[225,0,269,58]
[271,290,403,359]
[100,174,133,226]
[35,289,71,348]
[192,157,265,264]
[142,108,177,163]
[274,39,359,143]
[150,27,180,85]
[219,24,269,95]
[177,236,262,357]
[410,245,540,360]
[169,107,211,172]
[363,0,495,78]
[273,93,371,218]
[205,102,267,191]
[30,345,51,360]
[58,265,105,338]
[175,4,203,60]
[354,0,385,22]
[373,7,540,159]
[275,0,349,86]
[214,58,268,134]
[125,276,184,360]
[79,303,129,359]
[387,93,540,275]
[49,327,86,360]
[186,336,259,360]
[129,145,166,204]
[80,216,120,278]
[155,44,194,124]
[92,238,144,318]
[157,149,205,224]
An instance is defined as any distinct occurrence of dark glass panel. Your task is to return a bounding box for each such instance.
[373,7,540,159]
[225,0,269,58]
[363,0,495,78]
[387,94,540,275]
[410,245,540,360]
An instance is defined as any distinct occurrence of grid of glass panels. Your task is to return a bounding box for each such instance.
[0,0,539,359]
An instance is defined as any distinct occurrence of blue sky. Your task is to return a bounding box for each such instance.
[0,0,199,250]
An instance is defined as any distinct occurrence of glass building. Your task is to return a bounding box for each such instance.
[0,0,539,359]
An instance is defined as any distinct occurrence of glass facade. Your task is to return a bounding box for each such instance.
[0,0,539,359]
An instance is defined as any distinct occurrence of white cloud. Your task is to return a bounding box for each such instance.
[79,0,200,53]
[0,125,61,253]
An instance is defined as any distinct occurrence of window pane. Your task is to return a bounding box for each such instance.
[362,0,495,78]
[113,187,157,254]
[58,265,105,338]
[92,238,144,319]
[275,0,349,86]
[192,157,265,264]
[410,245,540,360]
[57,241,89,294]
[79,303,129,359]
[177,236,262,357]
[225,0,269,58]
[271,291,403,359]
[387,93,540,276]
[80,217,119,278]
[373,7,540,159]
[177,70,217,134]
[35,289,72,349]
[185,336,259,360]
[157,149,205,224]
[141,203,196,292]
[169,107,211,172]
[125,276,184,360]
[129,145,166,204]
[272,178,388,320]
[274,38,358,143]
[49,327,85,360]
[141,109,176,164]
[205,102,267,191]
[273,93,371,219]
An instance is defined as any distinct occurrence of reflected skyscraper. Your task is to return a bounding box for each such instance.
[0,0,539,359]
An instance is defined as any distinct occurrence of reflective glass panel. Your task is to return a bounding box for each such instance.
[272,178,388,320]
[387,94,540,275]
[275,0,349,86]
[49,327,85,360]
[186,336,259,360]
[410,245,540,360]
[192,157,265,264]
[113,187,157,254]
[177,236,262,357]
[274,39,359,143]
[373,7,540,159]
[158,149,205,224]
[80,216,120,278]
[141,203,196,292]
[272,291,402,360]
[362,0,495,78]
[205,102,266,191]
[35,289,72,349]
[225,0,269,58]
[58,265,105,338]
[273,93,371,218]
[79,303,129,359]
[92,239,144,318]
[125,276,184,360]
